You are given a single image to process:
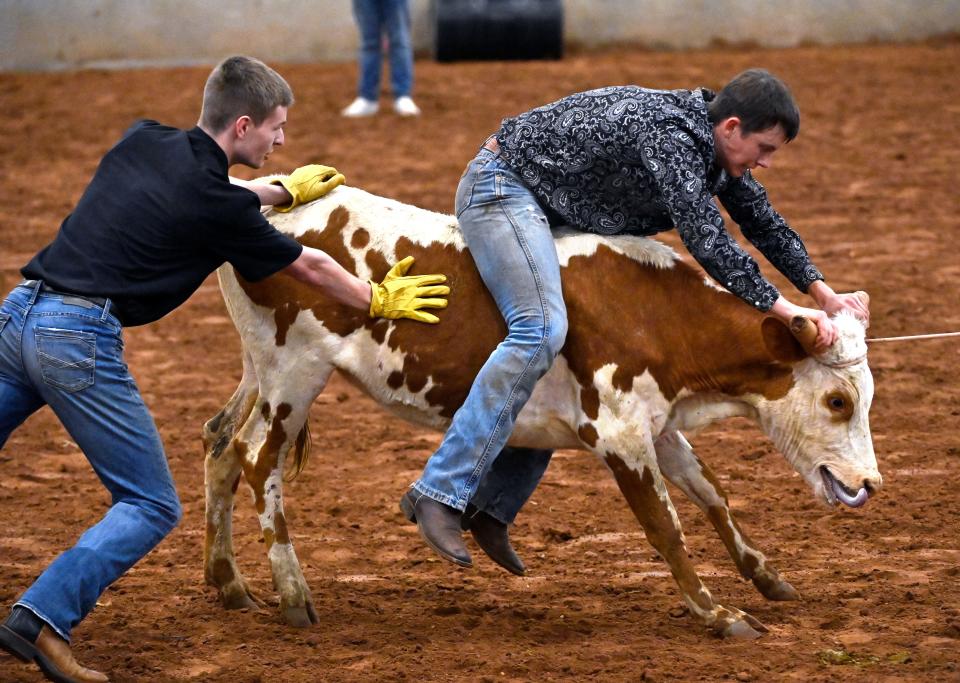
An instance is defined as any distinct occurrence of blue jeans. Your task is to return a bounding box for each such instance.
[412,148,565,520]
[470,445,553,524]
[353,0,414,100]
[0,281,181,641]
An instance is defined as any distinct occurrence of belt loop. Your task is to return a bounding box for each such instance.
[26,279,41,306]
[100,299,114,323]
[481,135,501,156]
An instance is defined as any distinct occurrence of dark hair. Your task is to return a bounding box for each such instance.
[199,56,294,133]
[708,69,800,140]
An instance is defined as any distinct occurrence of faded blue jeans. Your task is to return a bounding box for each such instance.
[0,281,181,641]
[412,147,564,522]
[353,0,415,100]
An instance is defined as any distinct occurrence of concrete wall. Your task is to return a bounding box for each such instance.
[564,0,960,50]
[2,0,959,71]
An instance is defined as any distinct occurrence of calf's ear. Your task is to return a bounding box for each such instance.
[760,316,808,363]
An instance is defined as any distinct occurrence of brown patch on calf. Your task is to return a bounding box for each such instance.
[351,227,370,249]
[372,235,506,418]
[562,246,797,402]
[364,249,390,280]
[274,510,290,545]
[249,402,292,516]
[248,206,504,418]
[273,303,301,346]
[238,207,370,344]
[580,385,600,420]
[234,440,248,460]
[260,514,290,549]
[370,320,388,344]
[578,423,599,448]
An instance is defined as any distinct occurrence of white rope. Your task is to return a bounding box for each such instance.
[867,331,960,343]
[824,355,867,368]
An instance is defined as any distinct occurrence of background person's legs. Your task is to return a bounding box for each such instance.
[347,0,384,112]
[353,0,384,101]
[382,0,419,115]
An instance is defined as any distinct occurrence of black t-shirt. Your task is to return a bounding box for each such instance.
[22,120,303,326]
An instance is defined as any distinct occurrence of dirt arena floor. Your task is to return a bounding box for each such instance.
[1,39,959,682]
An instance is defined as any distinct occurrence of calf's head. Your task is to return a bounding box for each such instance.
[754,312,880,508]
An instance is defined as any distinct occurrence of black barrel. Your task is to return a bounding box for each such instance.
[432,0,564,62]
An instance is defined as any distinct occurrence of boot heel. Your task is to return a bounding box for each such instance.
[0,625,36,662]
[398,491,417,523]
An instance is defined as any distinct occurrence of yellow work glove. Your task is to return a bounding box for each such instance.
[270,164,346,212]
[369,256,450,324]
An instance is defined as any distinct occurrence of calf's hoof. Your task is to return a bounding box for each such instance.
[221,586,261,611]
[754,575,800,601]
[281,600,319,628]
[723,619,764,640]
[713,607,768,640]
[216,576,263,610]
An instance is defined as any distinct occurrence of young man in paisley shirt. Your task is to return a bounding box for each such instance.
[400,69,870,574]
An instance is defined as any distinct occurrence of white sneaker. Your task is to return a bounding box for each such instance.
[341,97,379,117]
[393,96,421,117]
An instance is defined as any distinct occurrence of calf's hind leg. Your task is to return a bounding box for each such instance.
[202,378,262,610]
[235,367,331,628]
[654,431,799,601]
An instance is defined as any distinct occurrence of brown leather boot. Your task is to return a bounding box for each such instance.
[399,490,472,567]
[461,505,526,576]
[0,620,109,683]
[35,627,109,683]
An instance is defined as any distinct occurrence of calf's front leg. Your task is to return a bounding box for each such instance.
[654,431,799,601]
[603,443,767,639]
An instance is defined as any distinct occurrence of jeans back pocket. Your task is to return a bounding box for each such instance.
[36,327,96,393]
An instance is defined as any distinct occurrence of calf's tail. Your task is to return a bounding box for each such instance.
[202,385,312,482]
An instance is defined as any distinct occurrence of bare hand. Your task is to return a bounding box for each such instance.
[821,291,870,328]
[805,308,838,352]
[771,296,838,353]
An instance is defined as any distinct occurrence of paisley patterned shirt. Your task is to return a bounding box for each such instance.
[494,86,823,311]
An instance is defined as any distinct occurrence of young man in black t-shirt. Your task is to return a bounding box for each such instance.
[0,55,448,683]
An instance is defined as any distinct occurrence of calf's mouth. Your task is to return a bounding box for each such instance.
[820,465,869,508]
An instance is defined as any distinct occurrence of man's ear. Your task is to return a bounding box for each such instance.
[719,116,741,137]
[761,316,808,363]
[234,115,253,139]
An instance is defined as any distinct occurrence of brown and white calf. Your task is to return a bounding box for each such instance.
[202,185,880,639]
